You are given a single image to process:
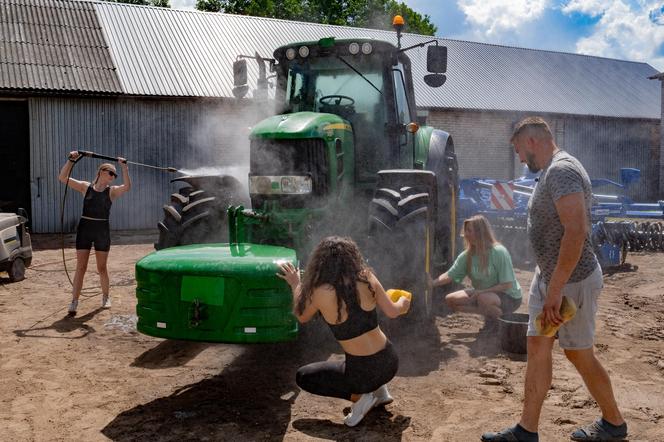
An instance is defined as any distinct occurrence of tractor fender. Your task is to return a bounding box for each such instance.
[423,129,459,268]
[424,129,458,190]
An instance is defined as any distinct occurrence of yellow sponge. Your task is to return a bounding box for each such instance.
[535,296,577,337]
[386,289,412,303]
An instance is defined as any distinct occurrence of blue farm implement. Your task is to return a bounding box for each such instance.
[458,168,664,270]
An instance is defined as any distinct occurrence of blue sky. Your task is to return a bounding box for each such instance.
[171,0,664,71]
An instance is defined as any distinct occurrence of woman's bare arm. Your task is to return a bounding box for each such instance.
[58,151,89,195]
[110,158,131,201]
[371,272,410,318]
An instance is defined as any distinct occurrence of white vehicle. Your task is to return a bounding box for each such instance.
[0,209,32,282]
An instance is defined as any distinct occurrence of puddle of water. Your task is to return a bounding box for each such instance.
[104,314,138,333]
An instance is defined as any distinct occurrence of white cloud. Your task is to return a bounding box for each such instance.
[561,0,610,17]
[457,0,550,35]
[566,0,664,70]
[170,0,197,10]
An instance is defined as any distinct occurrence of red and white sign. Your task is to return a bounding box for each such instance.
[490,183,514,210]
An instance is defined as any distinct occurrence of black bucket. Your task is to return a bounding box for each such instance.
[498,312,529,354]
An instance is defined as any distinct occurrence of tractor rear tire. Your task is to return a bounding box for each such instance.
[155,176,246,250]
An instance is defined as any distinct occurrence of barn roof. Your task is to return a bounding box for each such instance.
[0,0,659,119]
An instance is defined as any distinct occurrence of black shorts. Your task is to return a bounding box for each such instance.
[76,218,111,252]
[497,292,521,314]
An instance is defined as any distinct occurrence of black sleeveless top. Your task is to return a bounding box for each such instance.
[328,292,378,341]
[82,185,112,219]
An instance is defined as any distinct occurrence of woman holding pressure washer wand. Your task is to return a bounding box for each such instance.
[58,151,131,316]
[277,236,409,427]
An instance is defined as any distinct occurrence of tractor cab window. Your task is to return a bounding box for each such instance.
[393,63,412,165]
[285,56,389,181]
[393,63,411,125]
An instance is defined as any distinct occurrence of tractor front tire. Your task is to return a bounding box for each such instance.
[155,176,245,250]
[369,185,435,325]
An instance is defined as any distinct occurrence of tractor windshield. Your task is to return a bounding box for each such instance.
[284,56,389,181]
[285,56,385,118]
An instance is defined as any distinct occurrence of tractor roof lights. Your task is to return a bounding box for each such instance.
[285,47,296,60]
[298,46,310,58]
[348,42,360,55]
[361,42,373,55]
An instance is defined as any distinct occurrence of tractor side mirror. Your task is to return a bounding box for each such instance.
[233,59,249,99]
[427,45,447,73]
[425,45,447,88]
[424,74,446,87]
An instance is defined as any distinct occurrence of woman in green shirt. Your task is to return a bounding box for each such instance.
[431,215,522,324]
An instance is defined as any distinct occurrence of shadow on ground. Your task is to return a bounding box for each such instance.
[102,326,335,441]
[102,312,456,441]
[13,308,104,339]
[131,340,211,369]
[292,411,411,441]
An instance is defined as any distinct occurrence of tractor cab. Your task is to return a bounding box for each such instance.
[275,38,410,183]
[234,36,447,190]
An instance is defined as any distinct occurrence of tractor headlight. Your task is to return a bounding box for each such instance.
[361,42,373,54]
[285,48,296,60]
[280,176,312,194]
[249,175,312,195]
[298,46,310,58]
[348,42,360,55]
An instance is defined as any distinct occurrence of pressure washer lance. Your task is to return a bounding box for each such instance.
[76,150,181,173]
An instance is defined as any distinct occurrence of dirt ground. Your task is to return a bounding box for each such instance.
[1,232,663,442]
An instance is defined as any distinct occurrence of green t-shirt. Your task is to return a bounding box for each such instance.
[446,244,522,299]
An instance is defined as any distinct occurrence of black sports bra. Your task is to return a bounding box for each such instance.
[327,294,378,341]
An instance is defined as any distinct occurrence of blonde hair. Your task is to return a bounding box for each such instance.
[510,116,553,143]
[94,163,117,185]
[463,215,499,275]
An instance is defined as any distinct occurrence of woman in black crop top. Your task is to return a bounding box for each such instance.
[278,236,410,427]
[58,151,132,317]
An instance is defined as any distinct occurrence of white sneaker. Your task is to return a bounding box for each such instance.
[344,392,378,427]
[102,295,111,309]
[67,300,78,316]
[374,384,394,407]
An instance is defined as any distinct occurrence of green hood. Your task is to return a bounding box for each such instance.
[250,112,350,140]
[136,243,297,278]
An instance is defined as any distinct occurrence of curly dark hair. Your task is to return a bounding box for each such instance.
[296,236,374,322]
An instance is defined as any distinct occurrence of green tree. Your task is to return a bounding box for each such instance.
[196,0,436,35]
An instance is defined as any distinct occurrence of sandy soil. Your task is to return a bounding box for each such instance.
[1,232,663,442]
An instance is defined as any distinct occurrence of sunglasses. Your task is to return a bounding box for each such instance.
[104,169,118,178]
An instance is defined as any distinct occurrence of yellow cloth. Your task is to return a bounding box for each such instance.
[535,296,577,337]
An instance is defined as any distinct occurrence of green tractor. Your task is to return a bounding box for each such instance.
[137,24,459,343]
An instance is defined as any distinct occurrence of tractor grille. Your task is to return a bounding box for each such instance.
[250,138,328,208]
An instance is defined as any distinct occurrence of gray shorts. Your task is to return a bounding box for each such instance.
[526,264,603,349]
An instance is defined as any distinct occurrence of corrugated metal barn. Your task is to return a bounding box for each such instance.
[1,0,661,233]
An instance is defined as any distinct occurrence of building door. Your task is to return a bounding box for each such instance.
[0,101,31,219]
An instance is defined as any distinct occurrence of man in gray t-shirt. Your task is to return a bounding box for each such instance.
[482,117,626,442]
[528,150,598,284]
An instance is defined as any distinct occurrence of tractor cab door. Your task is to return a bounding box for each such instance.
[391,61,416,169]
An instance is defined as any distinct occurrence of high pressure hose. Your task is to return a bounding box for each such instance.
[60,154,81,287]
